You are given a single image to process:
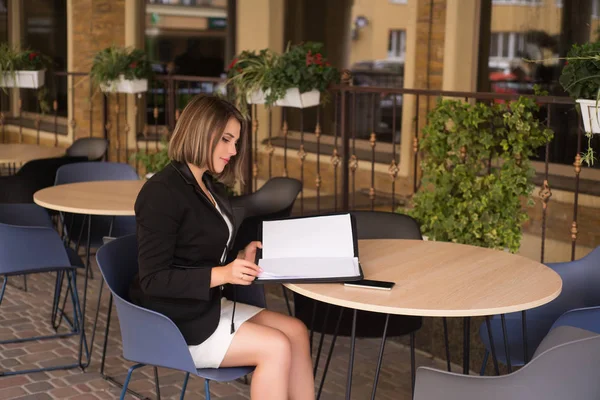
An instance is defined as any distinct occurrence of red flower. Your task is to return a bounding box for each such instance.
[565,61,569,65]
[325,61,331,67]
[129,62,137,69]
[314,53,323,65]
[228,57,239,70]
[306,50,313,66]
[28,52,38,61]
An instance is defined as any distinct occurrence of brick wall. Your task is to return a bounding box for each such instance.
[71,0,126,156]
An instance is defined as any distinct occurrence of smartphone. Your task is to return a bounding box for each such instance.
[344,279,395,291]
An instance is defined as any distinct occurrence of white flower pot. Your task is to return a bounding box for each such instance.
[100,75,148,94]
[0,70,45,88]
[577,99,600,134]
[247,88,320,108]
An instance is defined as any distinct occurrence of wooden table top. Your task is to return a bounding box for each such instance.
[33,180,145,216]
[0,143,65,164]
[285,239,562,317]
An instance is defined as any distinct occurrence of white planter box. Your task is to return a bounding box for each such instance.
[100,75,148,94]
[577,99,600,134]
[247,88,320,108]
[0,70,45,88]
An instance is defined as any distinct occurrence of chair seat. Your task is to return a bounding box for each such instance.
[195,366,254,382]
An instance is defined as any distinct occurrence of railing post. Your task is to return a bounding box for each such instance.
[340,70,351,212]
[244,105,253,195]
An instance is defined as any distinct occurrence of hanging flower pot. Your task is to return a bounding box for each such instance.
[576,99,600,134]
[247,88,320,108]
[100,75,148,94]
[0,70,46,89]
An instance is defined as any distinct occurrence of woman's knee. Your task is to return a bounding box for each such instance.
[262,328,292,365]
[283,316,310,346]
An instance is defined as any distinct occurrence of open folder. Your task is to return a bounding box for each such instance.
[255,213,364,283]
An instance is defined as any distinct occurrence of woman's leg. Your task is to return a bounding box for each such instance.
[250,310,315,400]
[220,321,292,400]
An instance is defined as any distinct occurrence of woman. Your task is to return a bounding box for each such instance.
[129,95,315,399]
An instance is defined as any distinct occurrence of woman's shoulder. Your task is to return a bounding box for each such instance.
[135,164,184,210]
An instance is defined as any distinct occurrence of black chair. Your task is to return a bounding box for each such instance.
[0,156,87,204]
[229,177,303,258]
[227,177,302,311]
[292,210,428,397]
[66,138,108,161]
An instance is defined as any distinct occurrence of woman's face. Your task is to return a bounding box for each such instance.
[212,117,240,174]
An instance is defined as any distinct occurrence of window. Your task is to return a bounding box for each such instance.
[594,0,600,18]
[489,32,526,68]
[21,0,68,117]
[387,30,406,60]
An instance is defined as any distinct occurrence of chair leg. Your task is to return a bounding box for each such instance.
[180,373,190,400]
[480,350,489,376]
[442,317,451,372]
[0,275,7,307]
[204,379,211,400]
[120,364,145,400]
[281,285,292,316]
[154,367,161,400]
[410,332,416,397]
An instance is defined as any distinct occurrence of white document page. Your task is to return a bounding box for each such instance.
[258,214,359,280]
[261,214,355,259]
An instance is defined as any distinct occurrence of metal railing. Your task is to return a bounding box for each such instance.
[1,70,594,262]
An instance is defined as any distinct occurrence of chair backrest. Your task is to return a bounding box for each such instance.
[55,161,139,185]
[0,206,70,275]
[414,335,600,400]
[504,246,600,327]
[66,137,108,161]
[0,156,87,204]
[96,235,199,374]
[351,210,423,240]
[229,177,303,227]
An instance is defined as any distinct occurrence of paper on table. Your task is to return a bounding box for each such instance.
[261,214,355,259]
[258,257,360,280]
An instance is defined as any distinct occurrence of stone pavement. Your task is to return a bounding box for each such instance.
[0,256,451,399]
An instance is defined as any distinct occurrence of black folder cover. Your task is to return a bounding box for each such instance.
[253,212,364,284]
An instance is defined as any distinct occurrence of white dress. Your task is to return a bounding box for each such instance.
[187,191,264,369]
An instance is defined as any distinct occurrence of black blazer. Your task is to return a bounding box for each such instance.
[129,161,237,345]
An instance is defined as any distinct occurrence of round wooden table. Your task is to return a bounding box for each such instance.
[284,239,562,400]
[33,180,144,374]
[33,180,144,216]
[0,144,65,172]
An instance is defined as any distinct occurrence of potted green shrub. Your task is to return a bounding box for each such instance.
[0,44,51,89]
[409,95,553,253]
[90,45,152,94]
[133,139,170,179]
[558,41,600,165]
[226,42,340,110]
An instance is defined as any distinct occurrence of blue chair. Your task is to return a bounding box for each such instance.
[0,203,87,376]
[54,161,139,249]
[96,235,257,400]
[478,246,600,373]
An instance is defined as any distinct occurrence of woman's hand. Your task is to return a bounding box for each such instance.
[213,259,262,286]
[239,241,263,263]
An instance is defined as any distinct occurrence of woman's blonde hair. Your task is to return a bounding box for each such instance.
[168,94,248,186]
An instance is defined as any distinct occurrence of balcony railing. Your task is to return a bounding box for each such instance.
[1,70,595,263]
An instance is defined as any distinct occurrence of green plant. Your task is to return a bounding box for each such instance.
[558,41,600,166]
[225,42,340,112]
[90,45,152,90]
[133,138,170,174]
[225,49,277,112]
[409,96,553,253]
[262,42,340,105]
